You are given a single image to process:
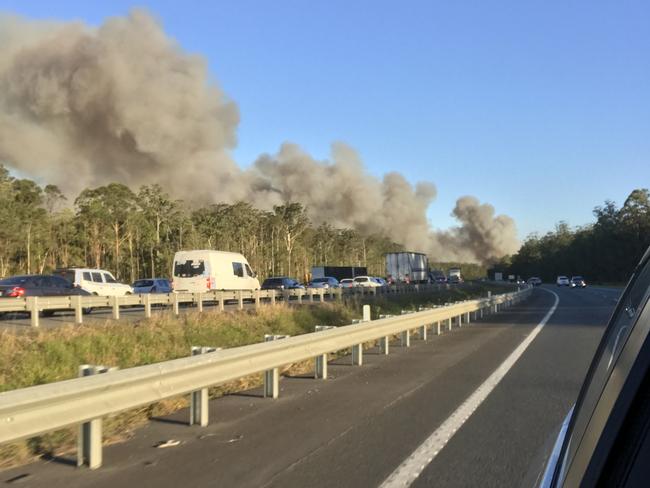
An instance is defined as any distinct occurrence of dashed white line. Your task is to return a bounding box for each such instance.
[380,289,560,488]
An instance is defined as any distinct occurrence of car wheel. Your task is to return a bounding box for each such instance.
[40,310,55,318]
[82,307,93,315]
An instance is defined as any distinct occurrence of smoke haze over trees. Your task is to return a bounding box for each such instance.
[0,10,518,265]
[499,189,650,283]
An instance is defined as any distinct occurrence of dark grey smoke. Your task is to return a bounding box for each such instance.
[0,10,518,263]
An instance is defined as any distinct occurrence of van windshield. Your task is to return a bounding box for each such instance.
[174,259,206,278]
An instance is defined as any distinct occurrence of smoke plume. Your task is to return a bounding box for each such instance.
[0,10,518,263]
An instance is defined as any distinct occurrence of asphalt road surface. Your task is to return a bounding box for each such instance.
[1,285,618,487]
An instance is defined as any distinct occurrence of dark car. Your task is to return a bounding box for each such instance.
[570,276,587,288]
[261,277,304,290]
[308,277,339,289]
[132,278,172,294]
[0,275,91,317]
[539,246,650,487]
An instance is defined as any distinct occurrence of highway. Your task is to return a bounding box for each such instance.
[1,285,619,487]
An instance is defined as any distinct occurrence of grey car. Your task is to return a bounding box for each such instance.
[132,278,172,294]
[308,277,339,289]
[539,246,650,486]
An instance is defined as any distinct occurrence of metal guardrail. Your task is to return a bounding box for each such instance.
[0,287,531,468]
[0,283,464,327]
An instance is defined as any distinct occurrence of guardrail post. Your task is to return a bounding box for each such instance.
[254,289,261,309]
[436,321,441,335]
[111,296,120,320]
[197,292,204,313]
[319,289,325,302]
[380,336,390,354]
[270,290,276,305]
[237,290,244,310]
[143,293,152,318]
[465,312,471,325]
[264,335,289,398]
[27,296,40,327]
[297,289,303,304]
[308,289,314,302]
[73,295,83,324]
[447,317,452,331]
[283,289,290,303]
[419,324,427,341]
[189,346,219,426]
[172,292,180,316]
[219,291,225,312]
[337,287,343,301]
[77,365,118,469]
[400,329,410,347]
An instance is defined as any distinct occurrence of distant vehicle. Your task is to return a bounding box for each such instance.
[0,275,91,316]
[172,250,260,293]
[537,246,650,487]
[132,278,172,294]
[527,277,542,286]
[372,277,388,287]
[308,277,339,289]
[55,268,133,296]
[261,277,304,290]
[353,276,381,288]
[556,276,570,287]
[434,275,448,284]
[311,266,368,281]
[448,267,462,283]
[570,276,587,288]
[385,252,429,283]
[339,278,355,288]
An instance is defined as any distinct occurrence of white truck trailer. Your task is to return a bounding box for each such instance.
[385,252,429,283]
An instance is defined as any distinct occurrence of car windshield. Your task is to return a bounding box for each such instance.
[312,278,328,283]
[174,259,206,277]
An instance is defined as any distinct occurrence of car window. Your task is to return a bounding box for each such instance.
[134,280,154,287]
[0,276,28,286]
[355,277,368,282]
[157,280,170,287]
[174,259,206,278]
[245,264,253,277]
[91,272,103,283]
[82,272,92,281]
[51,276,71,288]
[104,273,117,283]
[558,257,650,483]
[232,262,244,278]
[56,270,75,284]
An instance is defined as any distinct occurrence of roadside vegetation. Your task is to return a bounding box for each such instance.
[0,282,511,468]
[0,166,401,284]
[494,189,650,283]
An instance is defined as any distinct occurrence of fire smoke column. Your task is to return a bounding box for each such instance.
[0,10,241,200]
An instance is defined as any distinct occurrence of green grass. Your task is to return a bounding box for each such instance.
[0,282,513,468]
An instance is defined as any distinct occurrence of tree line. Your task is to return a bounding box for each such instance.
[0,166,402,283]
[498,189,650,283]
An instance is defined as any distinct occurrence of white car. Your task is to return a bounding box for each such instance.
[556,275,570,287]
[353,276,381,288]
[55,268,133,296]
[339,278,355,288]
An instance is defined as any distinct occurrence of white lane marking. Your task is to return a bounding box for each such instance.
[380,289,560,488]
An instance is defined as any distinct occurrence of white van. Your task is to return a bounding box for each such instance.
[55,268,134,296]
[172,250,260,293]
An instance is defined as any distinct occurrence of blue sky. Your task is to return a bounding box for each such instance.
[2,0,648,239]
